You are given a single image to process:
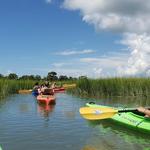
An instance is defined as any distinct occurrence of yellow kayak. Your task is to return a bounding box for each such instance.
[18,89,32,94]
[63,83,76,89]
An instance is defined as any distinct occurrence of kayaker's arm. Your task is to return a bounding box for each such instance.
[137,107,150,117]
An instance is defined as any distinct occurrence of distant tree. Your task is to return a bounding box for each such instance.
[19,75,29,80]
[79,76,87,79]
[19,75,37,80]
[47,71,57,81]
[34,75,41,81]
[68,77,73,80]
[8,73,18,80]
[0,74,4,78]
[42,77,47,81]
[59,75,68,81]
[28,75,35,80]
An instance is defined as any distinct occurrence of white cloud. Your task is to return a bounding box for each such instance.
[5,70,13,76]
[118,33,150,76]
[80,55,127,68]
[63,0,150,34]
[57,49,95,56]
[63,0,150,77]
[46,0,52,4]
[52,63,66,67]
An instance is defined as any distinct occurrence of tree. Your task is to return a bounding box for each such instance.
[34,75,41,81]
[19,75,29,80]
[28,75,35,80]
[47,71,57,81]
[0,74,3,78]
[59,75,68,81]
[8,73,18,80]
[79,76,87,79]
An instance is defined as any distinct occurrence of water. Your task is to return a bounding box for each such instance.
[0,93,150,150]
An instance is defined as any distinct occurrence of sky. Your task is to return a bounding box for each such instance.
[0,0,150,78]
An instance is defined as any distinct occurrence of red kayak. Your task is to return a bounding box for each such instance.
[37,95,56,105]
[53,87,65,93]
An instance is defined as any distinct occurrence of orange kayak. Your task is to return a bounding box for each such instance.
[37,95,56,105]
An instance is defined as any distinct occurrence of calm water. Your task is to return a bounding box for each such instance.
[0,93,150,150]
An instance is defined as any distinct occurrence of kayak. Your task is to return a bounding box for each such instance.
[18,89,32,94]
[86,102,150,132]
[32,90,39,97]
[37,95,56,105]
[63,83,76,89]
[0,146,2,150]
[53,87,65,93]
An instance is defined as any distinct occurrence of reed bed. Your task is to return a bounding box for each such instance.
[0,79,35,99]
[69,78,150,98]
[0,79,76,99]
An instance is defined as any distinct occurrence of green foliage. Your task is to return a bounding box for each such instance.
[8,73,18,80]
[47,71,58,81]
[70,77,150,98]
[0,79,35,99]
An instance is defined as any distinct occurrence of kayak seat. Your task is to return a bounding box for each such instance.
[42,88,54,95]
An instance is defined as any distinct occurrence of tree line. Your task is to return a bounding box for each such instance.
[0,71,79,81]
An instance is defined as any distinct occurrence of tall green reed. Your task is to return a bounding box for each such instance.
[69,78,150,98]
[0,79,35,99]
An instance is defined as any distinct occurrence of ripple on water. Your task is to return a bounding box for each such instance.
[0,94,150,150]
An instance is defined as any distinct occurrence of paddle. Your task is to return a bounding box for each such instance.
[79,107,145,120]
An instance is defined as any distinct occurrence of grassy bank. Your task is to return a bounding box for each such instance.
[0,79,35,99]
[68,78,150,98]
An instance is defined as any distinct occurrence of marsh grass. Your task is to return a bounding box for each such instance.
[0,79,76,99]
[0,79,35,99]
[69,78,150,98]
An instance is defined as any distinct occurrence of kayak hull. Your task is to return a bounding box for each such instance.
[37,95,56,105]
[53,87,65,93]
[18,89,32,94]
[86,103,150,132]
[63,83,76,89]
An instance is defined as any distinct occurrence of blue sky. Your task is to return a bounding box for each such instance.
[0,0,150,77]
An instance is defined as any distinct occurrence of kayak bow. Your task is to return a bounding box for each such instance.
[85,103,150,132]
[37,95,56,105]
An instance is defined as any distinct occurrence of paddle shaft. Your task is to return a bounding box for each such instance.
[118,107,150,113]
[118,109,137,113]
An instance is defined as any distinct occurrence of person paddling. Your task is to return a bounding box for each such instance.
[32,82,40,96]
[40,81,54,95]
[137,107,150,117]
[51,82,56,89]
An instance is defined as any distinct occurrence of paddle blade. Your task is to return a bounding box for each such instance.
[79,107,118,120]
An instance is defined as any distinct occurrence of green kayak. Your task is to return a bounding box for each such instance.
[0,146,2,150]
[86,102,150,133]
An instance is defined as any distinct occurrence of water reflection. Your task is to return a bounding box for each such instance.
[84,120,150,150]
[37,103,55,119]
[19,103,30,113]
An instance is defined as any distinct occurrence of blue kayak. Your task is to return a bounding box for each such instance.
[32,90,39,97]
